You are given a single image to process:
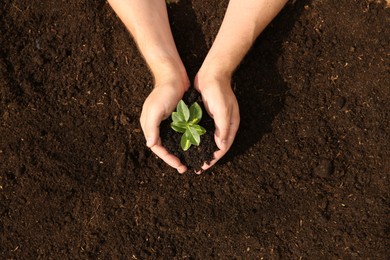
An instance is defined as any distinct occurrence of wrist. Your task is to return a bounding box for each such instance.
[198,57,233,79]
[196,65,232,92]
[199,56,234,79]
[147,54,189,94]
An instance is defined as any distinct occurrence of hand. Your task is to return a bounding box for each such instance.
[140,75,189,173]
[194,73,240,172]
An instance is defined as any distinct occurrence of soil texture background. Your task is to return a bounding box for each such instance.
[1,0,389,258]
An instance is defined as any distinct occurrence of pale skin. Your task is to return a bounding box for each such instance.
[107,0,287,173]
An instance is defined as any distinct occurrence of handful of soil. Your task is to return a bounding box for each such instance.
[160,88,217,172]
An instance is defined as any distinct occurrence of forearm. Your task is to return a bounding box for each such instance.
[200,0,288,79]
[107,0,187,86]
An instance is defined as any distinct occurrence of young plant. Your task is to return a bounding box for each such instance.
[171,100,206,151]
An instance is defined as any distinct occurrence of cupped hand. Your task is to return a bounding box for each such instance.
[140,79,189,173]
[194,73,240,172]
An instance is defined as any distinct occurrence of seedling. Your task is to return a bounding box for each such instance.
[171,100,206,151]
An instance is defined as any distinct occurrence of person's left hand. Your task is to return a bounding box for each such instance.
[194,73,240,173]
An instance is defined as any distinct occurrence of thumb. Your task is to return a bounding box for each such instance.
[213,110,231,151]
[141,107,164,148]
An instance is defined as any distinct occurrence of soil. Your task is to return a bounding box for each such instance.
[1,0,389,258]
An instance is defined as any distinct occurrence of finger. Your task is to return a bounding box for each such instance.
[213,106,231,148]
[196,149,227,174]
[197,110,239,174]
[140,105,164,148]
[150,142,187,173]
[225,107,240,148]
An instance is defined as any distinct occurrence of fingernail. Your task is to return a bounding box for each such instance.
[177,166,186,174]
[195,167,204,174]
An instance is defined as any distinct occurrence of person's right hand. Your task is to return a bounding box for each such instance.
[140,74,189,173]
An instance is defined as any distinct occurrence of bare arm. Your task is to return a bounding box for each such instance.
[107,0,187,86]
[108,0,189,173]
[200,0,287,78]
[196,0,287,171]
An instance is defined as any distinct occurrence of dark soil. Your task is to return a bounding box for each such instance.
[1,0,389,258]
[161,88,217,171]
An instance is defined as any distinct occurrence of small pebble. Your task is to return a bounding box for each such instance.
[336,96,346,109]
[313,160,334,178]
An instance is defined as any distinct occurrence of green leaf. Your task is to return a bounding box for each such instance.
[186,126,200,146]
[171,121,187,128]
[191,124,206,135]
[180,134,191,151]
[171,112,183,123]
[170,122,186,133]
[189,102,202,124]
[177,100,190,122]
[171,100,206,151]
